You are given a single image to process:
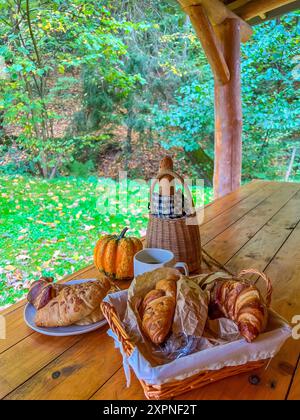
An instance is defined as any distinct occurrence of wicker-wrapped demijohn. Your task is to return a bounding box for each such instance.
[145,157,202,273]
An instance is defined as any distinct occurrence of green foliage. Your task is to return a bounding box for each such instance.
[0,159,35,176]
[241,13,300,180]
[0,2,299,309]
[153,79,214,152]
[0,0,140,177]
[0,133,114,177]
[66,133,115,166]
[67,160,95,177]
[151,11,300,181]
[0,174,212,308]
[74,1,196,160]
[1,2,298,181]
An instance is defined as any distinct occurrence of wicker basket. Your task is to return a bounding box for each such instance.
[100,269,289,400]
[101,301,267,400]
[146,169,202,273]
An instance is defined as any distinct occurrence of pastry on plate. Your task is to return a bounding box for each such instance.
[27,276,111,328]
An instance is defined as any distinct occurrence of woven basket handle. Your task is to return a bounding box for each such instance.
[238,268,273,307]
[150,169,195,210]
[101,302,134,357]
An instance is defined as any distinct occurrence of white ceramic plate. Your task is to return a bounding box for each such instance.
[24,279,107,336]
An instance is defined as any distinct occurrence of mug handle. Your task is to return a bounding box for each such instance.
[174,262,189,276]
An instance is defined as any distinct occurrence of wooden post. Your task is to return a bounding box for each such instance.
[188,5,230,84]
[214,19,242,198]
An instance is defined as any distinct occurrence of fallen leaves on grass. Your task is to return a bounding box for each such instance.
[0,174,212,309]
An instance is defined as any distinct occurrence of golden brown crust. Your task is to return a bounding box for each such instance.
[211,280,268,342]
[142,296,176,345]
[140,289,165,317]
[75,306,104,325]
[96,275,112,291]
[140,278,177,345]
[35,281,110,327]
[155,279,177,298]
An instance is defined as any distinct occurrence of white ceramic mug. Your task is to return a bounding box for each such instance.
[134,248,189,277]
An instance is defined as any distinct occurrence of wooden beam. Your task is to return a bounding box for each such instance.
[178,0,253,42]
[188,5,230,84]
[235,0,297,21]
[214,19,242,198]
[228,0,252,10]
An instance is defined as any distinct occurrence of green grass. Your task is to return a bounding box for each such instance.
[0,175,213,309]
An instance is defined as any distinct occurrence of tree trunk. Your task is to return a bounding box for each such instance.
[125,125,133,155]
[213,19,242,199]
[49,166,57,179]
[39,152,48,178]
[183,15,190,59]
[285,147,297,181]
[123,124,133,171]
[0,111,4,132]
[187,147,214,186]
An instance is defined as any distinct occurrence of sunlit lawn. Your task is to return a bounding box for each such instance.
[0,175,213,309]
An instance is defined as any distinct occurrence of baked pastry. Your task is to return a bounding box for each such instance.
[140,289,165,316]
[27,277,64,310]
[155,279,177,298]
[75,306,104,326]
[209,279,269,342]
[140,278,177,345]
[34,277,111,327]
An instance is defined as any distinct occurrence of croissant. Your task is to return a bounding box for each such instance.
[27,277,64,310]
[75,306,105,326]
[35,279,110,327]
[209,279,269,343]
[140,289,164,316]
[155,279,177,298]
[141,278,177,345]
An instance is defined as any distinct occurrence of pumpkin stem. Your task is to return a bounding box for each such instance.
[118,227,129,240]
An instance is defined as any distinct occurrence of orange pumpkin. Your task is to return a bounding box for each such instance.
[94,227,143,280]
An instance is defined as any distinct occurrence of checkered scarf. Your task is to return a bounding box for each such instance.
[149,191,194,219]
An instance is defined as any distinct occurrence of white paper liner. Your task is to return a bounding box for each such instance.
[103,290,292,386]
[123,268,209,364]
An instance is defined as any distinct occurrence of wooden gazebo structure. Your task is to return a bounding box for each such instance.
[1,2,300,401]
[178,0,300,198]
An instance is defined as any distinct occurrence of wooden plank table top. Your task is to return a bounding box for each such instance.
[1,180,300,400]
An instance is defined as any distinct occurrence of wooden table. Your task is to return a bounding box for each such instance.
[1,180,300,400]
